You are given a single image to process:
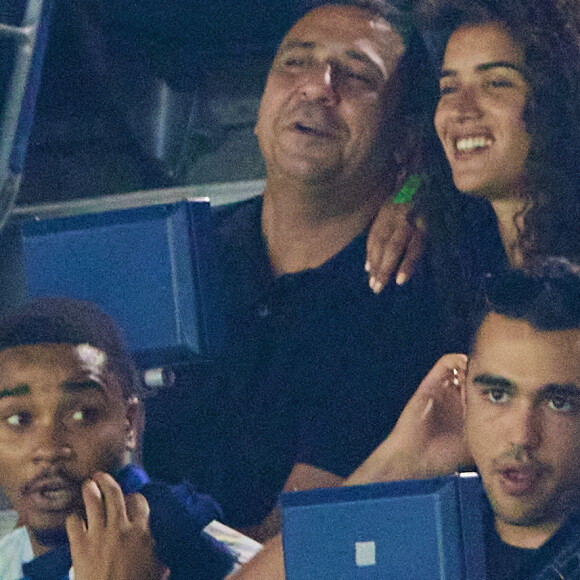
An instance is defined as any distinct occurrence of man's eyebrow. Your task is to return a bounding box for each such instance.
[440,61,523,79]
[62,380,104,393]
[279,40,315,52]
[345,49,381,70]
[540,383,580,397]
[0,384,30,400]
[472,374,514,389]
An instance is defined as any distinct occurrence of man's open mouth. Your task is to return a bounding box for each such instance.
[294,122,335,139]
[27,478,79,512]
[498,465,542,497]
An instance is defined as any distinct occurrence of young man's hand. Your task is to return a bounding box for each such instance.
[66,472,169,580]
[347,353,472,485]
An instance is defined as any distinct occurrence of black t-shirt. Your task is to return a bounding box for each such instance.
[484,500,580,579]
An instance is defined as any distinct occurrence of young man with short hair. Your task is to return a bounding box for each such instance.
[462,261,580,577]
[0,297,234,580]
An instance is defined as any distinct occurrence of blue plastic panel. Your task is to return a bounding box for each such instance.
[280,475,486,580]
[20,200,215,366]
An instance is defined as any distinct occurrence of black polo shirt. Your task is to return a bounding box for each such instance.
[145,195,461,528]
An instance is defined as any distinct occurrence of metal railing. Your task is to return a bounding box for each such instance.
[0,0,49,234]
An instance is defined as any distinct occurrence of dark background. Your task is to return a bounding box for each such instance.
[5,0,308,206]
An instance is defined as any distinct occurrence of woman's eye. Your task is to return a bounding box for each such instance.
[487,78,513,89]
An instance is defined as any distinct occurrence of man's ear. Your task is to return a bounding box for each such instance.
[124,396,141,453]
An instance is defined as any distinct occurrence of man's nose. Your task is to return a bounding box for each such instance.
[33,422,73,464]
[301,63,339,105]
[508,405,541,452]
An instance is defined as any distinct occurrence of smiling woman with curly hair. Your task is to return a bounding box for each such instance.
[383,0,580,348]
[418,0,580,261]
[365,0,579,318]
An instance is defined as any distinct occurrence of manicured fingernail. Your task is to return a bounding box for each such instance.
[396,272,407,285]
[364,261,371,273]
[421,396,434,419]
[86,480,102,499]
[372,280,384,294]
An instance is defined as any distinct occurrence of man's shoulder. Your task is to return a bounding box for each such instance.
[0,525,32,555]
[210,195,271,293]
[212,195,263,232]
[0,526,34,579]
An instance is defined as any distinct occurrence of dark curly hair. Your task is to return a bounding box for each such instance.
[416,0,580,265]
[405,0,580,350]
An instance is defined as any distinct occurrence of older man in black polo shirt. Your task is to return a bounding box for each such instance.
[144,0,454,541]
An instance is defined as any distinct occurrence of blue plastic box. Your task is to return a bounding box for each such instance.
[20,200,219,367]
[281,474,486,580]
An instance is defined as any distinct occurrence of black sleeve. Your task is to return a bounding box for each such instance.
[140,481,236,580]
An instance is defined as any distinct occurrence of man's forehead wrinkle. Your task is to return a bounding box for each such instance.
[62,379,104,393]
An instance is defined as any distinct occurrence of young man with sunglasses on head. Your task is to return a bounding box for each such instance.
[234,257,580,579]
